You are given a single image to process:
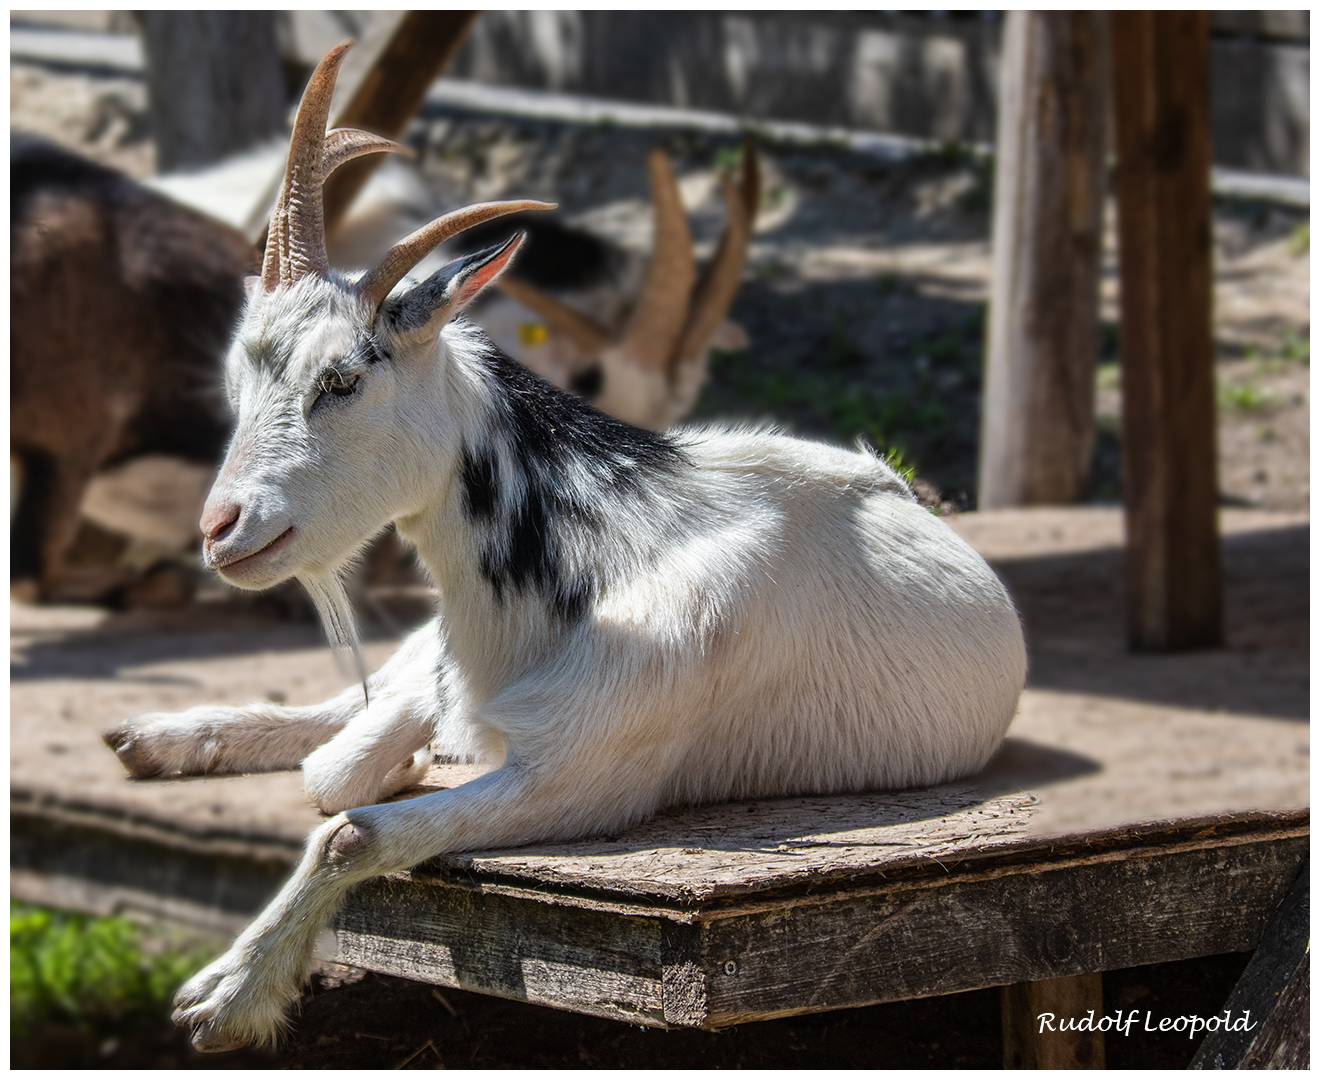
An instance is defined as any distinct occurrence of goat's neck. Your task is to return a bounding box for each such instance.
[392,324,690,690]
[394,326,674,685]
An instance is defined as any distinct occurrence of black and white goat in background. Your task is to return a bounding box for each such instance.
[103,44,1027,1051]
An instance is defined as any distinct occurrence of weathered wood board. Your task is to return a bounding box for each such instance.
[1190,856,1310,1069]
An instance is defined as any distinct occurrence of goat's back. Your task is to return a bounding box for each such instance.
[600,428,1027,806]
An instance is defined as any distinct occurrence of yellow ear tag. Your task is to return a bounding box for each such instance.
[518,323,550,347]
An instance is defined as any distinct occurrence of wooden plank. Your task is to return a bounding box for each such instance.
[334,874,670,1027]
[10,807,293,932]
[1110,12,1222,651]
[979,11,1108,508]
[1002,972,1105,1069]
[328,828,1307,1028]
[1189,856,1310,1069]
[1241,960,1309,1069]
[321,10,479,235]
[692,832,1305,1027]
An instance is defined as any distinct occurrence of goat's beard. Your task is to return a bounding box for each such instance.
[299,569,368,703]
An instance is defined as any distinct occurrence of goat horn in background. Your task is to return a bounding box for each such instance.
[262,40,351,291]
[671,141,759,369]
[355,200,557,310]
[322,129,413,179]
[496,277,614,354]
[615,149,697,372]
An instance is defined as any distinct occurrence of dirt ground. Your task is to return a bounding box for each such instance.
[8,45,1310,1072]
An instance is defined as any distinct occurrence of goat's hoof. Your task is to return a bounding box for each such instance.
[102,726,163,779]
[185,1017,248,1054]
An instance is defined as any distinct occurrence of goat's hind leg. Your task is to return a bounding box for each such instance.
[103,620,445,779]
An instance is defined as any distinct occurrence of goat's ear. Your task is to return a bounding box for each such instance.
[385,232,526,347]
[244,275,261,298]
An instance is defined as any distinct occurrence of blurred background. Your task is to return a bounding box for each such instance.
[9,10,1310,1069]
[11,11,1308,606]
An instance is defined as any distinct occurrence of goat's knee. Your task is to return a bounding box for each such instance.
[326,816,374,861]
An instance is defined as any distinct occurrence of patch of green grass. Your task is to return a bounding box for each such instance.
[707,347,914,470]
[11,902,216,1038]
[1288,222,1309,256]
[1278,329,1309,364]
[1217,380,1271,411]
[1096,361,1121,391]
[881,446,917,487]
[712,144,744,173]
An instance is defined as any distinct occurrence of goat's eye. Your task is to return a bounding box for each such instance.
[320,371,359,398]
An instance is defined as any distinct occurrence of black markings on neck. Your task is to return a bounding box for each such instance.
[459,347,686,623]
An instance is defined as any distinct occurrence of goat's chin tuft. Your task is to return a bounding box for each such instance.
[299,569,367,691]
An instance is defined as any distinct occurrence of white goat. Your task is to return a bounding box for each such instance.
[103,44,1026,1052]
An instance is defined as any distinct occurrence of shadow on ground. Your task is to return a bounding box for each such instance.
[997,523,1308,721]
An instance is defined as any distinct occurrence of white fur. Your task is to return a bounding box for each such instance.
[105,265,1025,1052]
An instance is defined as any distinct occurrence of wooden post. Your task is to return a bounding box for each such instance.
[978,12,1109,508]
[1190,857,1309,1070]
[138,12,286,173]
[1110,12,1222,651]
[1002,972,1106,1069]
[321,11,480,235]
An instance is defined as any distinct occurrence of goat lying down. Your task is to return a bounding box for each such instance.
[103,45,1026,1052]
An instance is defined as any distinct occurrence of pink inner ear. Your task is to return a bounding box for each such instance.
[452,234,525,310]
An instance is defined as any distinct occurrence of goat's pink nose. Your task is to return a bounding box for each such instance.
[200,500,241,543]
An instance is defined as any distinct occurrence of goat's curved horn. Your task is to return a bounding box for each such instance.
[496,277,613,353]
[322,129,413,178]
[261,41,351,291]
[615,149,696,372]
[672,142,759,368]
[356,200,557,310]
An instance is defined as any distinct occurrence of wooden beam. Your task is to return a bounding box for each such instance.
[331,829,1307,1029]
[1110,12,1222,651]
[1189,856,1309,1069]
[1002,972,1105,1069]
[321,10,480,235]
[979,12,1108,508]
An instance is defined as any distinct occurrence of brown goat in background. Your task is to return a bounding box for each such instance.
[11,136,257,601]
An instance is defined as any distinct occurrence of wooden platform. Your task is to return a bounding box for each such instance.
[11,508,1308,1028]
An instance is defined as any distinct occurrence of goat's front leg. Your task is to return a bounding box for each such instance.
[298,647,463,813]
[103,620,444,779]
[172,760,653,1051]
